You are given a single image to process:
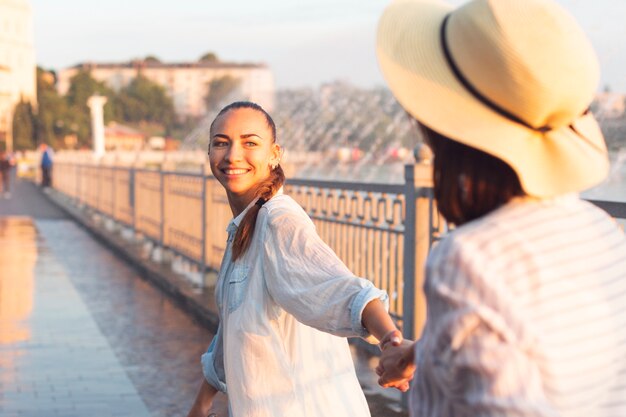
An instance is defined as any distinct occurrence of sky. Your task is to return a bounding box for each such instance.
[29,0,626,91]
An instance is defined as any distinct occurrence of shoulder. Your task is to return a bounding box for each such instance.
[427,200,535,278]
[428,196,614,281]
[262,194,310,221]
[259,194,314,231]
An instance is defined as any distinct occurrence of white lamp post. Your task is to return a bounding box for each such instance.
[87,95,107,159]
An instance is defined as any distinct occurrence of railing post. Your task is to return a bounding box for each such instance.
[111,167,116,220]
[412,158,433,340]
[403,145,434,341]
[201,168,207,287]
[402,147,434,409]
[75,164,80,204]
[160,171,165,245]
[402,165,417,342]
[130,168,136,234]
[97,163,101,213]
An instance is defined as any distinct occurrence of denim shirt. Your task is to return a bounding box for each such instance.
[201,193,388,417]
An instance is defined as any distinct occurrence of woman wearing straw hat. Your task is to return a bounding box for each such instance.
[375,0,626,415]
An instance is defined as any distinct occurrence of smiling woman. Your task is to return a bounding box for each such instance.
[208,103,282,216]
[185,101,406,417]
[208,102,284,260]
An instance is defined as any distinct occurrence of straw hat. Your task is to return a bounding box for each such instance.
[376,0,609,197]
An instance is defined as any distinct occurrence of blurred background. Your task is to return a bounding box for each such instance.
[1,0,624,194]
[0,2,624,416]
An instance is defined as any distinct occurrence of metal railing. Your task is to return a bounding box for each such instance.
[54,161,441,338]
[53,160,626,340]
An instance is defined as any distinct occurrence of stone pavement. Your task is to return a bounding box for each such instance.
[0,216,152,417]
[0,178,229,416]
[0,176,407,417]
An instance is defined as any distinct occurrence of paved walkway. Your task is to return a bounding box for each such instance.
[0,176,406,417]
[0,217,152,417]
[0,178,220,416]
[0,176,153,416]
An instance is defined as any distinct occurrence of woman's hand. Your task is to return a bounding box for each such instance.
[376,339,416,392]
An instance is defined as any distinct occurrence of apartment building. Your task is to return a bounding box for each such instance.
[0,0,36,151]
[57,60,275,117]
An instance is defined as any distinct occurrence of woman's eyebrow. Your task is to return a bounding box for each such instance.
[241,133,264,140]
[212,133,264,140]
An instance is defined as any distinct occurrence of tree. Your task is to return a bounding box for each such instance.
[65,69,114,109]
[199,52,219,63]
[144,55,161,64]
[12,99,35,150]
[65,69,117,147]
[117,75,176,127]
[35,68,68,148]
[204,75,241,112]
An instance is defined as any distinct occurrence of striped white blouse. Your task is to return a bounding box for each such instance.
[410,195,626,417]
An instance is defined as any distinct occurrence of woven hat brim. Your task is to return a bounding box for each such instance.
[376,0,609,197]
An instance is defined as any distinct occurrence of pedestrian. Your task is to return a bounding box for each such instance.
[375,0,626,415]
[40,143,53,188]
[185,101,405,417]
[0,149,12,198]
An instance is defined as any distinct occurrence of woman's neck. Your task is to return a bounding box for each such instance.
[227,191,257,218]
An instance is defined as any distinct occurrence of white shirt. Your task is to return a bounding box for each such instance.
[411,195,626,417]
[202,193,387,417]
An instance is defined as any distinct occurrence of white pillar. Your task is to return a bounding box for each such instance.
[87,95,107,159]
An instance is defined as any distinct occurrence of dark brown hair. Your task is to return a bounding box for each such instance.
[210,101,285,260]
[421,124,524,225]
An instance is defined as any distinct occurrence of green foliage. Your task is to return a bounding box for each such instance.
[12,99,36,150]
[64,70,118,147]
[19,68,179,149]
[35,68,67,148]
[65,69,113,108]
[199,52,219,63]
[204,75,241,112]
[167,116,201,142]
[116,75,176,127]
[144,55,161,63]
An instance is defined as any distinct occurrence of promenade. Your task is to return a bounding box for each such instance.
[0,175,406,417]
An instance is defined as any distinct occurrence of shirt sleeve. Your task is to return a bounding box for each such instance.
[261,204,388,339]
[200,324,227,393]
[419,238,554,417]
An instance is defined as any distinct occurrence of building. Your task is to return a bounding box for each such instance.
[57,60,275,117]
[104,122,145,151]
[0,0,36,152]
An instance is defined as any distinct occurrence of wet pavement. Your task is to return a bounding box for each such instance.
[0,177,407,417]
[0,217,153,417]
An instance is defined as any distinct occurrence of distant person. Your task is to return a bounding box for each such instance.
[375,0,626,415]
[40,144,53,188]
[185,101,405,417]
[0,149,12,198]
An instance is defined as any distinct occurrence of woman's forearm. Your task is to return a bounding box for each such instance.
[361,298,401,344]
[186,379,218,417]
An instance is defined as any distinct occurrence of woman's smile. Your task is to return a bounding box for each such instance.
[221,167,251,176]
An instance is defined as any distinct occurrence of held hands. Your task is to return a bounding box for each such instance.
[360,302,416,392]
[376,336,416,392]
